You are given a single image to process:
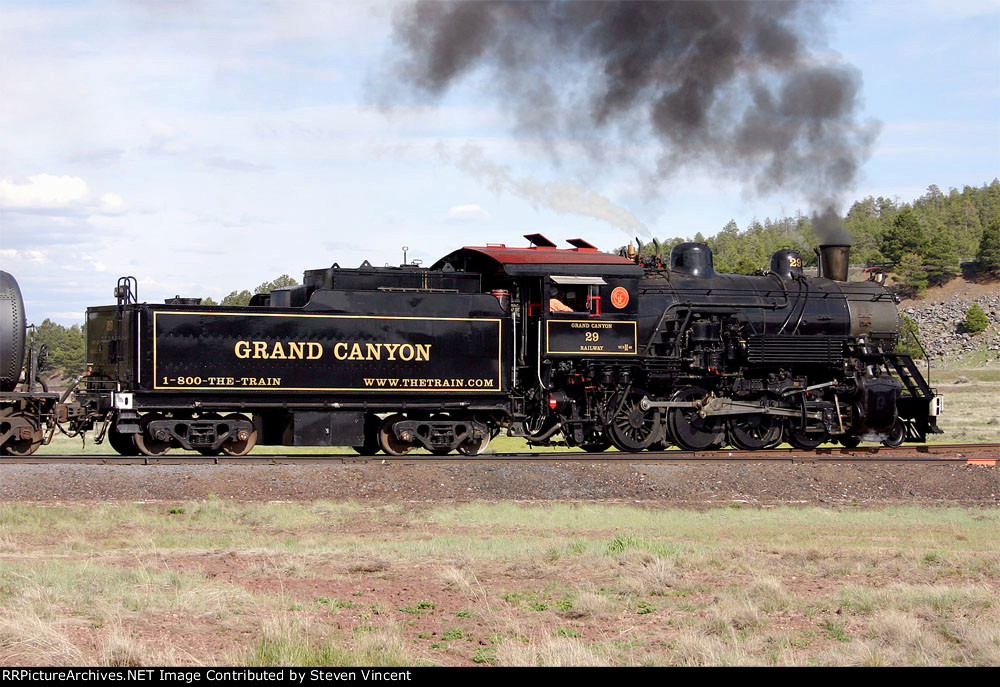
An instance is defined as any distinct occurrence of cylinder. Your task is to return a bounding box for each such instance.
[818,244,850,282]
[689,320,721,342]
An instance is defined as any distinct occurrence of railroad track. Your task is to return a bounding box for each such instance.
[4,443,998,466]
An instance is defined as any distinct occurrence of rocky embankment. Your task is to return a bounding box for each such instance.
[902,292,1000,363]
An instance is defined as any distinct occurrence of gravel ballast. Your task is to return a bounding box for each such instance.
[0,462,996,506]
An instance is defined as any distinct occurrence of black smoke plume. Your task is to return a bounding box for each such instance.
[378,0,878,243]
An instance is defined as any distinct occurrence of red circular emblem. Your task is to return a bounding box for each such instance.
[610,287,629,309]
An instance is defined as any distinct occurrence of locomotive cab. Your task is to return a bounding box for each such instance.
[433,234,643,449]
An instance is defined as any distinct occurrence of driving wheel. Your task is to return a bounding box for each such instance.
[881,420,905,447]
[667,387,725,451]
[839,435,862,448]
[787,426,828,450]
[728,408,783,450]
[607,389,662,452]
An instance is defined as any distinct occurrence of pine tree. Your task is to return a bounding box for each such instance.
[731,256,758,274]
[895,314,924,359]
[31,319,85,378]
[977,217,1000,277]
[962,303,989,334]
[923,227,959,286]
[897,252,928,297]
[879,207,927,263]
[221,290,253,306]
[255,274,298,294]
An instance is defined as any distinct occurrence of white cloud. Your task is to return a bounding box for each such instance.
[0,174,90,209]
[0,249,49,264]
[147,120,176,139]
[446,204,491,222]
[99,193,126,214]
[77,254,107,273]
[0,174,128,218]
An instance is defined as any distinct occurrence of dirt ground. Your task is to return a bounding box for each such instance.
[1,495,997,666]
[1,462,998,666]
[905,278,998,304]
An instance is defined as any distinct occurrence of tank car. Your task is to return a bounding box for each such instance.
[1,271,88,455]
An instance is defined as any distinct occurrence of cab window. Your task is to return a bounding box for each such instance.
[548,282,602,315]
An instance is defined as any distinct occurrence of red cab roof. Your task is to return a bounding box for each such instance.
[432,234,641,277]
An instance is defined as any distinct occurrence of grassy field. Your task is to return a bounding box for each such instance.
[929,371,1000,445]
[0,501,997,666]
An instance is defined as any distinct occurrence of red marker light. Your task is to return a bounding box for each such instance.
[548,396,558,409]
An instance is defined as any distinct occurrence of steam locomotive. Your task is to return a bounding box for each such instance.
[1,235,941,456]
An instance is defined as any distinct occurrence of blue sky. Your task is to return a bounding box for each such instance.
[1,0,998,325]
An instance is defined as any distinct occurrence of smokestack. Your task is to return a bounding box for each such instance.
[818,244,850,282]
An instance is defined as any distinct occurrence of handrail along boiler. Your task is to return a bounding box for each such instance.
[0,236,941,456]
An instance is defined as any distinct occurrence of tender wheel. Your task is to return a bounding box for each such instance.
[352,412,382,456]
[839,435,862,449]
[608,389,662,452]
[197,412,224,456]
[108,422,140,456]
[428,413,454,455]
[787,426,828,450]
[135,413,171,457]
[2,418,42,456]
[881,421,905,447]
[667,387,725,451]
[728,412,783,451]
[457,431,490,456]
[378,414,413,456]
[221,413,257,456]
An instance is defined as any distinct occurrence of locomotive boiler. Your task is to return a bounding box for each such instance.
[0,234,941,456]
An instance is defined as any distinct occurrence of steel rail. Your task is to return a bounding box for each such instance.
[3,443,997,466]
